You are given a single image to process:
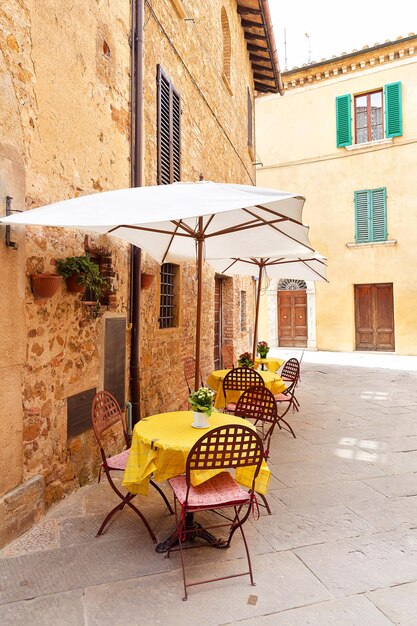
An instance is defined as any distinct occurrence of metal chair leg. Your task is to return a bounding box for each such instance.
[258,492,272,515]
[150,479,174,514]
[126,497,157,542]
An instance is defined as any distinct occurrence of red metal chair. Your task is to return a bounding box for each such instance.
[167,424,264,600]
[222,367,264,414]
[274,359,300,432]
[221,344,234,369]
[279,357,300,410]
[91,391,173,540]
[183,356,204,394]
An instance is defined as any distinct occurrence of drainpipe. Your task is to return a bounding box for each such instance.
[130,0,144,426]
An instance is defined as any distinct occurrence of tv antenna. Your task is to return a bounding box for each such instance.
[305,32,312,64]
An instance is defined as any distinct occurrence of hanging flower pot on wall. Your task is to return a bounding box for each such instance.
[65,273,86,293]
[141,272,154,289]
[31,274,62,299]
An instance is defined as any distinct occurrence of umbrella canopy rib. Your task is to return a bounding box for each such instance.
[242,208,314,253]
[254,204,305,227]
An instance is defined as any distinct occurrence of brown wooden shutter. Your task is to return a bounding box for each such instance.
[157,65,181,184]
[247,87,253,147]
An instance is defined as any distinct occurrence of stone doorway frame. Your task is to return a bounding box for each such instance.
[267,279,317,350]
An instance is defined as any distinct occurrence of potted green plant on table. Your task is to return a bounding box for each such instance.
[188,387,216,428]
[56,254,109,298]
[237,352,254,368]
[257,340,270,359]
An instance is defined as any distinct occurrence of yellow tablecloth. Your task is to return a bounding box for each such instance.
[207,369,287,409]
[122,411,270,496]
[254,357,285,373]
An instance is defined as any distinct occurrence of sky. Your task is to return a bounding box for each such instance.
[268,1,417,71]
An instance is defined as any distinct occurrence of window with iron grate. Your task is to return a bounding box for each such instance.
[159,263,179,329]
[157,65,181,185]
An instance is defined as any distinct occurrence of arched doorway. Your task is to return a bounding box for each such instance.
[277,279,308,347]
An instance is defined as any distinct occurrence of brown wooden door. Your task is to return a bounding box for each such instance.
[277,290,307,347]
[355,283,395,351]
[214,276,222,369]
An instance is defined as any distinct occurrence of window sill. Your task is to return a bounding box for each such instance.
[346,239,397,249]
[345,138,393,152]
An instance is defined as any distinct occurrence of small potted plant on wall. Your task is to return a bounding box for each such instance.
[56,254,109,303]
[31,273,63,299]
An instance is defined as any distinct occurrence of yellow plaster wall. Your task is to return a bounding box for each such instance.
[256,55,417,354]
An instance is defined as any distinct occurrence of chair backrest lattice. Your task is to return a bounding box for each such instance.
[183,356,204,394]
[186,425,264,487]
[222,367,264,401]
[91,391,128,450]
[221,344,234,369]
[234,385,277,425]
[281,358,300,388]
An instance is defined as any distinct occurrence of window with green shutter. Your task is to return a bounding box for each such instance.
[338,82,402,147]
[384,82,402,138]
[354,188,387,243]
[336,94,352,147]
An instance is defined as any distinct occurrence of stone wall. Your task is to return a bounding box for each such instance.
[0,0,258,546]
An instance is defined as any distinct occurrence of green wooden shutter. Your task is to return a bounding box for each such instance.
[370,188,387,241]
[384,82,402,138]
[336,94,352,147]
[355,190,370,242]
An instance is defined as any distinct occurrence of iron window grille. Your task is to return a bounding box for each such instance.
[159,263,176,329]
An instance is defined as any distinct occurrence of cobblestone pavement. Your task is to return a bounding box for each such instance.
[2,354,417,625]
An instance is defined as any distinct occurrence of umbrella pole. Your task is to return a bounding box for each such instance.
[195,217,204,390]
[252,263,264,360]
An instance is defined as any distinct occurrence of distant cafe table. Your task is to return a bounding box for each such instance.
[254,357,285,373]
[206,369,287,409]
[122,410,270,552]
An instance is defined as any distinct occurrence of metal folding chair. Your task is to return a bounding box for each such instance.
[91,391,173,540]
[167,424,264,600]
[222,367,264,414]
[279,357,300,410]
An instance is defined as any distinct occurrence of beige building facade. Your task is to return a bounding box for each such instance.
[0,0,280,545]
[256,35,417,355]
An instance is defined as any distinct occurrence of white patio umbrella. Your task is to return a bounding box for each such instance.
[0,181,317,388]
[209,254,328,359]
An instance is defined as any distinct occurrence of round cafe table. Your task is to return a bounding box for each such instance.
[122,410,270,552]
[254,356,285,373]
[206,369,287,409]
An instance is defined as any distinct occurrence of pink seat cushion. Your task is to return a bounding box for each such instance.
[169,471,251,509]
[102,448,130,471]
[274,393,291,402]
[225,402,236,413]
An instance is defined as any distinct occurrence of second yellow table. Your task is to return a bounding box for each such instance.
[254,357,285,373]
[206,368,287,409]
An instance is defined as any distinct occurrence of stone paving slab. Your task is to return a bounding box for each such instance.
[227,594,394,625]
[83,551,332,626]
[0,589,85,626]
[0,534,170,605]
[367,580,417,624]
[363,473,417,497]
[255,503,376,551]
[347,494,417,532]
[295,529,417,597]
[270,479,386,510]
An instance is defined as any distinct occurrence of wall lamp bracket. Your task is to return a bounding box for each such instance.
[4,196,21,250]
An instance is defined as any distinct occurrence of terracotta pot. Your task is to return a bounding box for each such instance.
[65,273,86,293]
[141,272,154,289]
[31,274,62,299]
